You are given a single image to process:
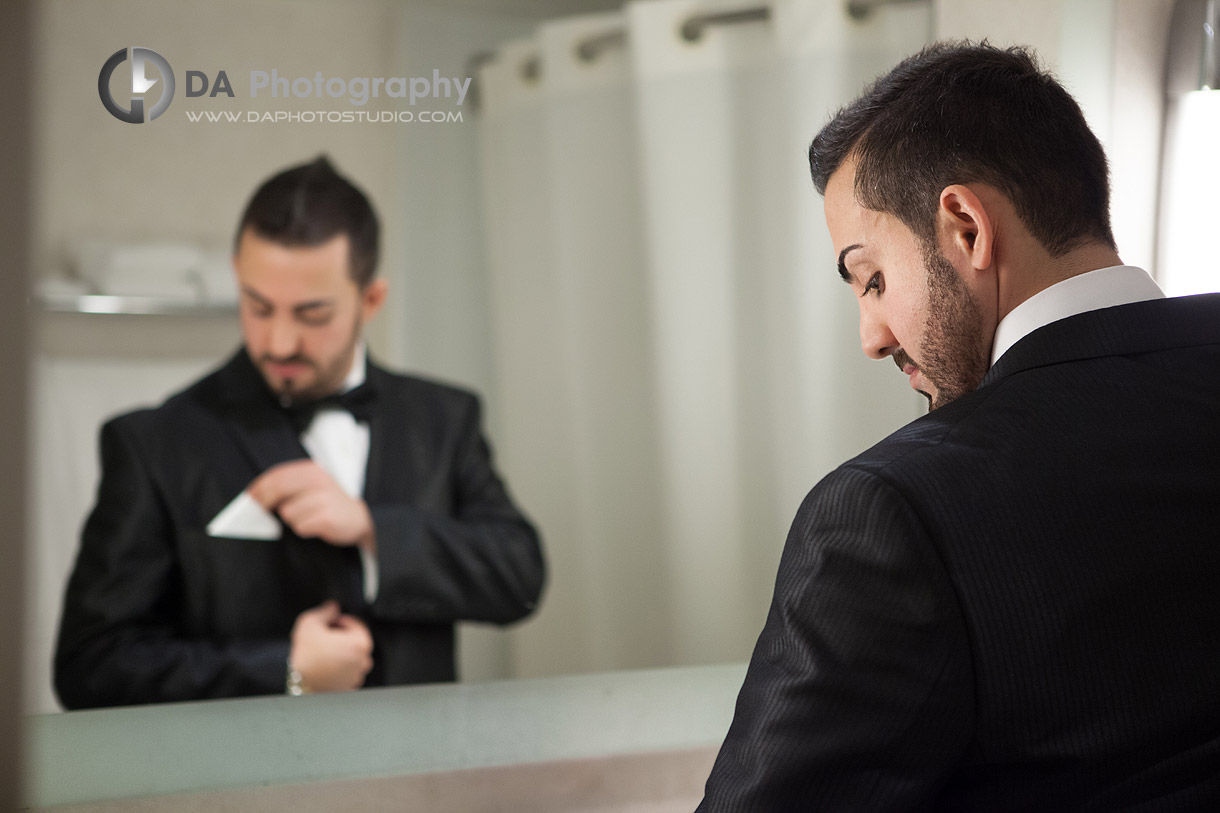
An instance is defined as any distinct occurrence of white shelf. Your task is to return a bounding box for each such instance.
[33,293,237,317]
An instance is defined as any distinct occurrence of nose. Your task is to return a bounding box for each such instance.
[858,304,897,360]
[268,316,302,360]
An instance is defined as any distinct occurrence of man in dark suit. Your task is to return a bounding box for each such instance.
[699,43,1220,809]
[55,157,545,709]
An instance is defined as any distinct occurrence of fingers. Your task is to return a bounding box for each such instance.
[301,602,365,632]
[274,486,370,547]
[247,461,367,544]
[275,491,331,536]
[333,614,374,648]
[295,600,338,623]
[314,599,340,624]
[332,617,373,683]
[247,459,328,510]
[294,601,342,635]
[289,604,374,692]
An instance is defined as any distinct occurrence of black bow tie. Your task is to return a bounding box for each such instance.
[282,382,378,433]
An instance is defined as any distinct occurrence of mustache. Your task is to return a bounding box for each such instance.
[258,354,315,368]
[893,349,917,372]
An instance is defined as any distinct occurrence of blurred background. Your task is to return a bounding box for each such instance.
[16,0,1210,727]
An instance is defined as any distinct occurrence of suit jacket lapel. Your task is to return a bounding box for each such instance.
[212,349,310,473]
[362,356,416,506]
[983,294,1220,388]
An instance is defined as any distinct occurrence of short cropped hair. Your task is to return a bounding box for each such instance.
[235,155,380,286]
[809,41,1116,256]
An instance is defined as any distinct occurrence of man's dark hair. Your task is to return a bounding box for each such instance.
[809,41,1116,256]
[235,155,380,286]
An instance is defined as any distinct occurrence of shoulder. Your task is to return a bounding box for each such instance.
[369,361,482,413]
[811,380,1029,533]
[101,355,236,441]
[842,385,998,478]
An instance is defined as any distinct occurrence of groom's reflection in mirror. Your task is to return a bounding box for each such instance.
[54,156,545,709]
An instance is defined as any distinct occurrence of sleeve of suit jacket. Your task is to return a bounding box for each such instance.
[54,417,290,709]
[698,465,973,810]
[366,393,545,625]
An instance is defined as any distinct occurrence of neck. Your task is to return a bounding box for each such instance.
[996,239,1123,324]
[337,340,367,392]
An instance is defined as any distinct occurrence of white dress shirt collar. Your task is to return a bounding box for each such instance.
[340,341,367,392]
[990,265,1164,367]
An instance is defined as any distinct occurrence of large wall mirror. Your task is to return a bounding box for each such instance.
[26,0,1177,758]
[29,0,934,721]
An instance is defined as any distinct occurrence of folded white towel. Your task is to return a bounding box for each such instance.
[75,240,206,300]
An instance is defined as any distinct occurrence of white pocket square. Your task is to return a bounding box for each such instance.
[206,491,281,540]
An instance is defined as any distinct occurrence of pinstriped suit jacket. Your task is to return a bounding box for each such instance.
[700,293,1220,811]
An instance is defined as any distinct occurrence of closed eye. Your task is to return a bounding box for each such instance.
[296,307,334,327]
[244,301,273,319]
[861,272,882,297]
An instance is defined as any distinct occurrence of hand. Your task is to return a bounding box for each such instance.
[248,459,375,551]
[289,600,374,693]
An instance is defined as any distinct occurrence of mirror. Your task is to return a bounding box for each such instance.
[29,0,611,714]
[27,0,1161,725]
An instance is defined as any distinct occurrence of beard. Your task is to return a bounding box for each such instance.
[256,319,363,406]
[914,248,989,411]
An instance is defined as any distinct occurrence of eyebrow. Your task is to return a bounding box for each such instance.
[837,244,863,283]
[241,286,335,314]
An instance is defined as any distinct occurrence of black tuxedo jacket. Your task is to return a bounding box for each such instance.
[55,349,544,709]
[700,294,1220,810]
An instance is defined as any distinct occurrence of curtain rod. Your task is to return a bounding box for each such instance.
[468,0,931,105]
[463,50,497,109]
[575,0,928,61]
[847,0,930,21]
[576,29,628,62]
[573,6,771,65]
[680,7,770,41]
[576,7,771,63]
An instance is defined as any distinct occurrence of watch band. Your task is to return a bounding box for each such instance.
[287,660,310,696]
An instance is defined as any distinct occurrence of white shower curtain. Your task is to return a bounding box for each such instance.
[478,0,929,679]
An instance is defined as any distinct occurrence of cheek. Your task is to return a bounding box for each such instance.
[303,322,349,357]
[885,305,925,354]
[239,314,266,351]
[894,281,932,340]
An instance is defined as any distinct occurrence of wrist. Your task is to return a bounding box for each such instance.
[286,658,310,696]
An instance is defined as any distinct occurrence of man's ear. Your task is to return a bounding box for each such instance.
[937,184,994,273]
[361,278,389,321]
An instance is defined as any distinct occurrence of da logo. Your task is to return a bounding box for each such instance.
[98,47,175,123]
